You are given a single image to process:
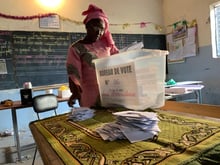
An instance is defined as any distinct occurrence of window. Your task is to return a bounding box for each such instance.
[210,1,220,58]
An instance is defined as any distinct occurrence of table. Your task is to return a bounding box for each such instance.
[165,81,204,103]
[0,96,69,162]
[29,101,220,165]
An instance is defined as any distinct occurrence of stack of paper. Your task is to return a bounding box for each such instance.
[96,122,126,141]
[69,107,95,121]
[96,111,160,143]
[165,87,186,94]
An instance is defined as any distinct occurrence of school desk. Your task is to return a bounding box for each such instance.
[0,96,69,162]
[165,81,204,104]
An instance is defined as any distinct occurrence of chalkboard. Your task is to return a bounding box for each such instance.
[13,31,71,88]
[143,34,166,50]
[0,31,73,89]
[143,34,168,74]
[0,31,166,90]
[0,31,15,89]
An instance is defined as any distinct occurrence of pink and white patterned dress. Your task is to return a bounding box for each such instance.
[66,39,118,107]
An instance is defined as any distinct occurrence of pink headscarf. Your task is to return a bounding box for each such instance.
[82,4,115,47]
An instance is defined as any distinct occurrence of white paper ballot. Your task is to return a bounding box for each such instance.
[69,107,95,121]
[120,125,158,143]
[113,111,158,120]
[96,110,160,143]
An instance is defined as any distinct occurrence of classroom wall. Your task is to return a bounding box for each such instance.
[163,0,220,105]
[0,0,164,34]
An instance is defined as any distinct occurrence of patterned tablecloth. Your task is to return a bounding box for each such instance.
[31,108,220,165]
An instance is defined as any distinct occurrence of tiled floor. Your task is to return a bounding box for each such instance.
[0,130,43,164]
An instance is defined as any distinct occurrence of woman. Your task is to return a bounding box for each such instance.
[66,4,119,107]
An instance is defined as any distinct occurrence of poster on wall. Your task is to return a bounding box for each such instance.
[166,26,197,63]
[172,22,187,41]
[39,14,60,29]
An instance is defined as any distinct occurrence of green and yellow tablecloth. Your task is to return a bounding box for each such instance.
[31,109,220,165]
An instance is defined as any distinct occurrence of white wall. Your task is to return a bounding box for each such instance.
[0,0,164,34]
[163,0,220,105]
[163,0,219,46]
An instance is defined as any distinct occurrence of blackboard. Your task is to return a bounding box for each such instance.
[143,34,168,74]
[0,31,166,90]
[0,31,15,89]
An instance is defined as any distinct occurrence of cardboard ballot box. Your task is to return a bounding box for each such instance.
[93,49,168,110]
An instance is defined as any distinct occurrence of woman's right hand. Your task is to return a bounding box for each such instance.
[68,94,77,107]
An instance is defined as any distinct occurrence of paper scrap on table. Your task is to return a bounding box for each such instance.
[69,107,95,121]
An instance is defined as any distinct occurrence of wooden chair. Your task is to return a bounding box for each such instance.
[32,94,58,165]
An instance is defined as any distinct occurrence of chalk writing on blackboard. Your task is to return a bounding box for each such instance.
[0,59,7,74]
[13,31,70,56]
[15,55,66,66]
[0,30,166,90]
[0,31,12,58]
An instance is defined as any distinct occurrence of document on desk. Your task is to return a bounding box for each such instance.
[165,87,186,94]
[165,81,203,88]
[174,84,204,91]
[175,81,203,85]
[166,84,204,93]
[165,81,204,95]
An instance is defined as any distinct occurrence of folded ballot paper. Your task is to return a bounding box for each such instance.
[96,111,160,143]
[69,107,95,121]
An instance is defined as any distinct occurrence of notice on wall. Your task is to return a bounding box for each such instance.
[39,14,60,29]
[166,26,197,63]
[0,59,7,74]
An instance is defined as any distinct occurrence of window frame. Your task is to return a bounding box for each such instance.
[210,1,220,58]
